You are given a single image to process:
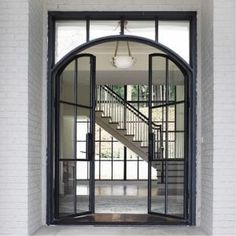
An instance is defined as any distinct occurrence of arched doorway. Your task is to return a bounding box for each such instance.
[48,35,195,225]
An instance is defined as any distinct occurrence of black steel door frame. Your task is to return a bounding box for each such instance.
[147,53,189,220]
[47,11,197,225]
[52,53,96,221]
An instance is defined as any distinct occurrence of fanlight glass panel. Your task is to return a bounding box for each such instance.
[159,21,190,62]
[55,21,86,62]
[124,21,155,40]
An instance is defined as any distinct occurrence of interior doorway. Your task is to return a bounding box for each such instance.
[50,36,193,224]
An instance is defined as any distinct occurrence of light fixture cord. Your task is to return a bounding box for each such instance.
[127,41,132,57]
[114,41,132,57]
[114,41,119,57]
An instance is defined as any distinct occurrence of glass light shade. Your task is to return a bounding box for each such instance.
[112,56,135,69]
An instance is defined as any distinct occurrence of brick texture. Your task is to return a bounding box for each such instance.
[0,0,29,235]
[28,0,43,235]
[0,0,235,235]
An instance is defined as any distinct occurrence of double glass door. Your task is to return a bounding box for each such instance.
[55,54,96,218]
[54,52,188,222]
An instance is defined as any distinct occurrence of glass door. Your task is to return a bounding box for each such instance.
[148,54,187,219]
[55,54,96,218]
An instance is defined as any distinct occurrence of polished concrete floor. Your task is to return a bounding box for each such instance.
[34,226,207,236]
[59,181,184,215]
[95,181,148,213]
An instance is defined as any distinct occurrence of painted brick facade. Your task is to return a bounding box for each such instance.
[0,0,235,235]
[212,0,236,235]
[0,0,29,235]
[28,0,44,234]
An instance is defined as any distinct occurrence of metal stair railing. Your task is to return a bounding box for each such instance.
[96,85,163,157]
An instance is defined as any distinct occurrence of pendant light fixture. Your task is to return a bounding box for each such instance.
[111,41,135,69]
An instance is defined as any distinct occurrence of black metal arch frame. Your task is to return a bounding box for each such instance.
[47,11,197,225]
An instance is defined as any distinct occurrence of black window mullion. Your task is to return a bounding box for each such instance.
[73,58,78,214]
[165,58,169,214]
[155,19,159,42]
[86,18,90,42]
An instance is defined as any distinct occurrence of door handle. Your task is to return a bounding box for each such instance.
[86,133,93,161]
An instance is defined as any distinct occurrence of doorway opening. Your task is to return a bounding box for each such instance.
[50,36,194,224]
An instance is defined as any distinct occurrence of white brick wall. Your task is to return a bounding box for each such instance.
[212,0,236,235]
[200,0,214,234]
[0,0,235,235]
[0,0,29,235]
[28,0,44,235]
[0,0,44,235]
[200,0,236,235]
[45,0,200,11]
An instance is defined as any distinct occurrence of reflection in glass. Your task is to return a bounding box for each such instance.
[76,161,90,213]
[77,57,91,106]
[60,104,75,159]
[150,161,165,214]
[59,161,75,216]
[60,60,75,103]
[124,21,155,40]
[55,21,86,62]
[90,20,120,40]
[76,107,90,159]
[167,160,184,216]
[159,21,190,62]
[76,161,88,179]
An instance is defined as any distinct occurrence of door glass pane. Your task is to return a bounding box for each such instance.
[95,161,100,179]
[151,56,166,105]
[77,57,91,106]
[124,20,155,40]
[159,21,190,62]
[169,60,185,102]
[59,161,76,216]
[55,21,86,62]
[167,160,184,217]
[60,60,75,103]
[76,107,90,159]
[150,160,165,214]
[60,104,75,159]
[90,20,120,40]
[76,161,90,213]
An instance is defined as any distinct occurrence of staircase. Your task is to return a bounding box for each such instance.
[95,85,163,163]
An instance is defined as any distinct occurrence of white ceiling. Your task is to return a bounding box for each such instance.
[63,41,184,85]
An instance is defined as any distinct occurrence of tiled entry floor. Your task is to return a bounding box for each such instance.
[34,226,207,236]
